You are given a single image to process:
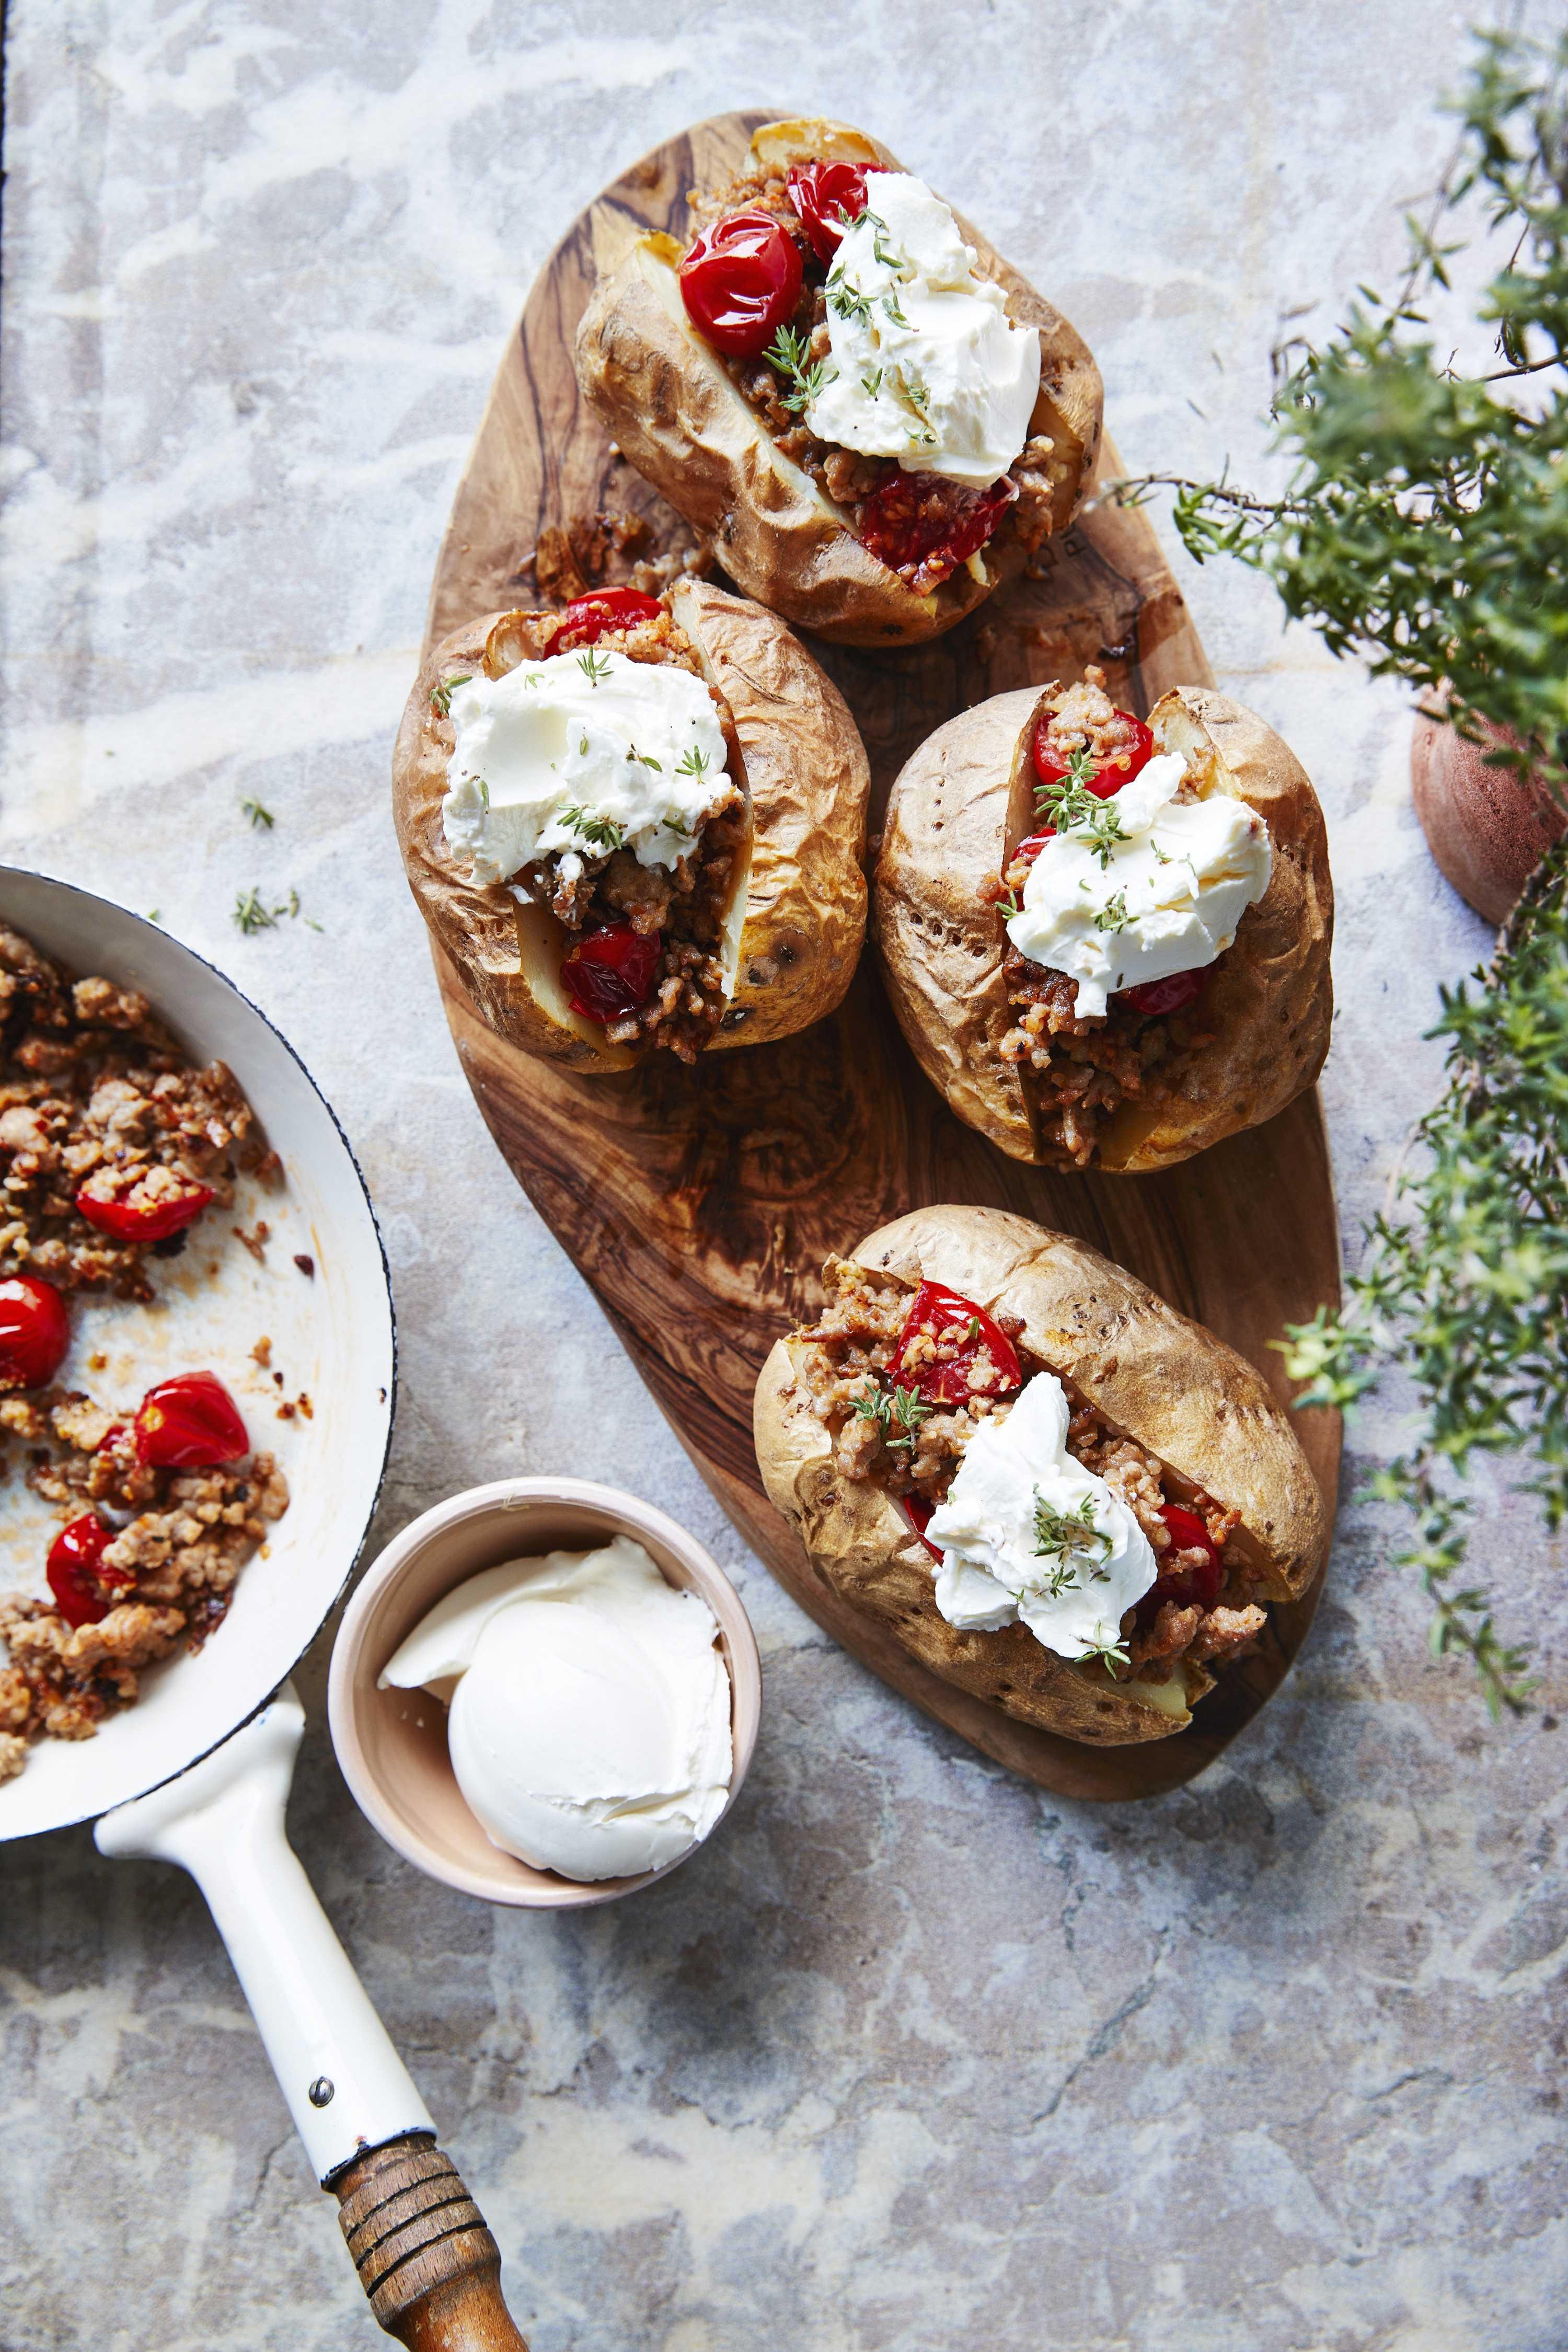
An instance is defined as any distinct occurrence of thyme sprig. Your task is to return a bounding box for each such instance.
[1035,748,1127,868]
[429,674,471,719]
[763,324,836,415]
[851,1381,933,1452]
[241,796,274,830]
[1031,1491,1113,1599]
[561,806,626,855]
[233,886,320,935]
[1112,29,1568,1709]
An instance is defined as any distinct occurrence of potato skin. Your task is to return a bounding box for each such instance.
[873,686,1334,1169]
[753,1205,1327,1747]
[573,119,1102,648]
[390,581,869,1066]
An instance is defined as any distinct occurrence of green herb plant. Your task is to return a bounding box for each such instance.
[1112,28,1568,1712]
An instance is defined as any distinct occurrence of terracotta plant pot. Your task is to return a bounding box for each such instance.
[1411,709,1567,925]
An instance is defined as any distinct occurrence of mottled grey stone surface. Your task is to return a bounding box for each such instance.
[2,6,1564,2349]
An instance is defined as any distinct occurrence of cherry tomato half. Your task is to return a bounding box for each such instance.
[0,1274,70,1391]
[902,1492,945,1565]
[1134,1503,1224,1627]
[1032,708,1155,799]
[1118,966,1210,1019]
[135,1370,249,1469]
[890,1281,1022,1409]
[858,472,1016,593]
[679,210,803,358]
[75,1170,214,1243]
[787,160,873,261]
[560,923,661,1024]
[554,587,664,651]
[47,1513,131,1628]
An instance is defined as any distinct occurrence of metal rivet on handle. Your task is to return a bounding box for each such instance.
[308,2076,335,2107]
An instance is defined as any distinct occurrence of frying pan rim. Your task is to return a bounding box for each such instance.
[0,862,399,1838]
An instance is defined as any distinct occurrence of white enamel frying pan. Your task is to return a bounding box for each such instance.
[0,871,529,2350]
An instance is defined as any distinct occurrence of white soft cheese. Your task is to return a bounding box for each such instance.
[379,1537,733,1883]
[1005,751,1272,1018]
[804,171,1039,489]
[924,1374,1156,1658]
[441,652,730,892]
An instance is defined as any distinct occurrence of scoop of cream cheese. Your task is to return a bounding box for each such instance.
[442,652,731,891]
[378,1536,733,1883]
[924,1373,1156,1658]
[1006,750,1272,1018]
[804,171,1040,489]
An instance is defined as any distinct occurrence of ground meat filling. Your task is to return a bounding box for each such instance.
[502,611,747,1064]
[0,1390,289,1777]
[0,928,266,1299]
[792,1255,1266,1685]
[986,667,1216,1169]
[689,161,1065,586]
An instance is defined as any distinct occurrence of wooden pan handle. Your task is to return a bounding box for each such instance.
[332,2133,529,2349]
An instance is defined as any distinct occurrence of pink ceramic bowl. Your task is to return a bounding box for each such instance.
[328,1477,761,1909]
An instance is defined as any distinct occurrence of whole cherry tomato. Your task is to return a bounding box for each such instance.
[902,1492,945,1565]
[75,1171,214,1243]
[0,1274,70,1391]
[1032,708,1155,799]
[554,587,664,650]
[1118,966,1210,1019]
[858,472,1015,592]
[679,210,803,357]
[787,160,873,261]
[890,1281,1022,1409]
[560,923,662,1024]
[1134,1503,1224,1627]
[135,1370,249,1469]
[47,1513,132,1628]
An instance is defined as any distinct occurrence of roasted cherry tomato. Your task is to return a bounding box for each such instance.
[135,1370,249,1469]
[1134,1503,1224,1626]
[858,471,1016,593]
[46,1513,131,1628]
[559,923,661,1024]
[902,1492,945,1565]
[679,210,803,358]
[0,1274,70,1391]
[1118,966,1210,1019]
[1009,832,1054,870]
[75,1170,214,1243]
[786,160,874,261]
[890,1281,1022,1409]
[554,587,665,650]
[1032,708,1155,799]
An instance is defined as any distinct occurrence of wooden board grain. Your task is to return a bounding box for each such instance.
[419,111,1341,1802]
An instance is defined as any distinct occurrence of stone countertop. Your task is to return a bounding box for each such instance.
[2,6,1563,2349]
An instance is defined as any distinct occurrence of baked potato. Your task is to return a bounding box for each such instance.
[393,577,869,1068]
[874,666,1333,1170]
[754,1205,1326,1748]
[573,117,1103,648]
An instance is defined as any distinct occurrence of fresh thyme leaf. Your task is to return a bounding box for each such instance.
[850,1381,933,1450]
[241,796,274,831]
[560,806,626,855]
[861,367,884,397]
[1031,1491,1113,1600]
[1081,1630,1133,1674]
[1035,752,1127,868]
[430,674,471,719]
[675,744,711,779]
[882,291,910,328]
[577,650,612,688]
[827,274,875,329]
[1094,889,1132,933]
[232,886,309,936]
[862,210,900,271]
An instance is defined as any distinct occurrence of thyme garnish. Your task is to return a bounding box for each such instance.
[233,886,317,935]
[1080,1629,1133,1675]
[675,744,711,780]
[1031,1491,1113,1599]
[241,797,274,830]
[577,650,612,687]
[1034,750,1127,868]
[763,324,836,414]
[1093,890,1132,934]
[429,674,471,718]
[851,1381,933,1451]
[560,807,626,855]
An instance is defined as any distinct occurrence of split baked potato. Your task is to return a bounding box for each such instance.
[754,1205,1326,1747]
[874,670,1334,1170]
[393,577,870,1069]
[574,117,1103,647]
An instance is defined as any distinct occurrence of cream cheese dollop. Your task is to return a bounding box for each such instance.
[925,1373,1156,1658]
[804,171,1040,489]
[441,652,730,891]
[1005,751,1272,1017]
[378,1537,733,1883]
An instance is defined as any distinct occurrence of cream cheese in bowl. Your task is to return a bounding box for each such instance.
[378,1536,733,1883]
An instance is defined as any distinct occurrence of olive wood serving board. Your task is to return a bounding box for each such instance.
[420,111,1341,1803]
